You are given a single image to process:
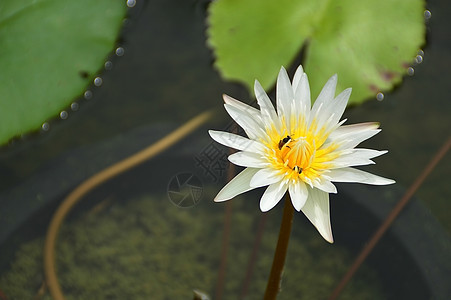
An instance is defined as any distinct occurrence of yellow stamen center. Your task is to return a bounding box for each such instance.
[283,137,315,171]
[261,115,341,185]
[275,136,317,181]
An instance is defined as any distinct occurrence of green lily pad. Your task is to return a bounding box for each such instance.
[207,0,425,104]
[0,0,127,145]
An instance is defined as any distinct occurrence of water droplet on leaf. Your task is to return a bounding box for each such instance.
[94,77,103,86]
[105,61,113,70]
[84,90,93,100]
[115,47,125,56]
[42,122,50,131]
[71,102,79,111]
[415,55,423,64]
[127,0,136,8]
[60,111,68,119]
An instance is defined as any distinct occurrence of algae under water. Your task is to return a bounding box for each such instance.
[0,193,385,299]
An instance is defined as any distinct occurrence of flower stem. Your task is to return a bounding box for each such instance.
[264,195,294,300]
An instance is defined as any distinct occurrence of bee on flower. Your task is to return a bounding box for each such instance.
[209,65,395,243]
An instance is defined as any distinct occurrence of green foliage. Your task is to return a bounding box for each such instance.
[0,0,126,145]
[207,0,425,104]
[0,193,384,299]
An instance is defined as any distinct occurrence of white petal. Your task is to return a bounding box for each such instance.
[259,181,288,212]
[224,104,265,140]
[254,80,281,132]
[332,88,351,112]
[208,130,265,153]
[327,167,396,185]
[250,168,284,188]
[338,131,381,150]
[310,79,350,135]
[293,73,311,120]
[327,122,382,150]
[329,157,375,168]
[291,65,304,93]
[214,168,260,202]
[223,94,261,120]
[328,122,379,140]
[328,149,387,168]
[276,67,294,121]
[325,88,351,127]
[301,188,333,243]
[310,74,337,119]
[313,178,337,193]
[228,151,268,168]
[288,180,308,211]
[350,148,388,159]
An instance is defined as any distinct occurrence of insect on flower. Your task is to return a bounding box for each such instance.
[278,135,292,150]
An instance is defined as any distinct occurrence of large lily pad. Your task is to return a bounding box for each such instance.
[207,0,425,104]
[0,0,126,145]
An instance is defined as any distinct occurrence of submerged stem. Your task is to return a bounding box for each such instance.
[263,195,294,300]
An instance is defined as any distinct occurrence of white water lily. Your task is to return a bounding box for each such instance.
[209,65,395,243]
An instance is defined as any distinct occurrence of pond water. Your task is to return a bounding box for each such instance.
[0,0,450,299]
